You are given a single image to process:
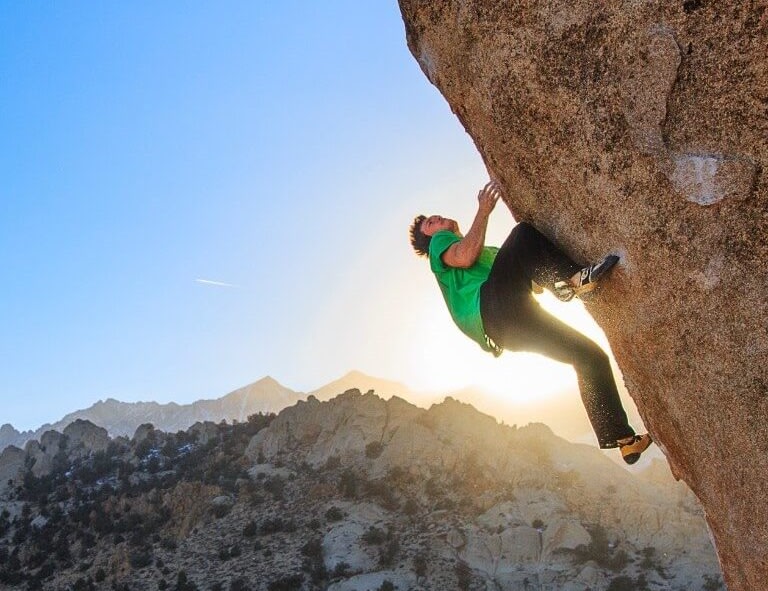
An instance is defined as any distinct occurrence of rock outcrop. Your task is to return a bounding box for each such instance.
[247,390,719,586]
[398,2,766,588]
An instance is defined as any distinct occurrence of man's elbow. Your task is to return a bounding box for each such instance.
[453,258,475,269]
[452,251,479,268]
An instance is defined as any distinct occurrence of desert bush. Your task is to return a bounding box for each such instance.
[362,526,386,545]
[129,550,153,568]
[403,498,419,516]
[365,441,384,459]
[260,517,295,535]
[242,520,258,537]
[339,469,358,498]
[456,560,472,591]
[301,538,323,560]
[606,576,634,591]
[211,503,231,519]
[324,507,343,522]
[175,571,199,591]
[331,562,349,578]
[263,476,285,501]
[413,553,427,578]
[571,525,628,571]
[378,535,400,568]
[267,574,303,591]
[73,576,96,591]
[703,574,724,591]
[229,577,249,591]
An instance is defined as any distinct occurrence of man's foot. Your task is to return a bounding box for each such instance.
[618,433,652,465]
[574,254,620,294]
[554,254,620,301]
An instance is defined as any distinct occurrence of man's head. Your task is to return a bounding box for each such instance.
[409,214,459,257]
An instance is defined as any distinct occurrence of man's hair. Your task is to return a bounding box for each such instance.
[409,214,430,257]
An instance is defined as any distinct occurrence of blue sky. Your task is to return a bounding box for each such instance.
[2,2,619,433]
[1,2,506,429]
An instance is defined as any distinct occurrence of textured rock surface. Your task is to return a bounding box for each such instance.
[398,2,766,588]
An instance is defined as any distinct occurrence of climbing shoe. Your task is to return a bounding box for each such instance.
[618,433,653,465]
[553,254,620,302]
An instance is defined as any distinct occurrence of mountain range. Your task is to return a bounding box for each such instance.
[0,390,720,590]
[0,370,645,460]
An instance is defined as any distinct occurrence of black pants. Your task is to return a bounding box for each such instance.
[480,223,634,448]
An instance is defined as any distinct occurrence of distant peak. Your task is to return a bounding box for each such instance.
[341,369,371,380]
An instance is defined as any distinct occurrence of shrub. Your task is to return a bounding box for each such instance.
[301,538,323,560]
[267,574,303,591]
[377,581,395,591]
[339,470,358,498]
[361,526,386,545]
[263,476,285,501]
[129,550,153,569]
[242,521,258,537]
[211,504,231,519]
[175,571,199,591]
[606,576,634,591]
[331,562,350,578]
[571,525,628,571]
[260,517,295,535]
[365,441,384,459]
[456,560,471,591]
[413,553,427,578]
[324,507,343,522]
[378,536,400,568]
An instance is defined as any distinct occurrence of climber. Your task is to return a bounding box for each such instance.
[409,180,652,464]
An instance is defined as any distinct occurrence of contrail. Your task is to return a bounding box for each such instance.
[195,278,239,288]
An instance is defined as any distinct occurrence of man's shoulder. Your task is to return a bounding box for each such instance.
[429,231,461,273]
[429,230,460,253]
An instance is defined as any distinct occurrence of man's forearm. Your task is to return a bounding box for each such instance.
[440,181,500,269]
[453,208,491,266]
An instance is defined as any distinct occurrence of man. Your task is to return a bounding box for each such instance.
[409,180,652,464]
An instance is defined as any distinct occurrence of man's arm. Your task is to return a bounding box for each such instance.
[442,181,500,269]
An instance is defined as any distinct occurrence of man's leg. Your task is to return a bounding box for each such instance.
[490,222,582,294]
[484,297,635,448]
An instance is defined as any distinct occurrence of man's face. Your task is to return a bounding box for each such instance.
[421,215,458,236]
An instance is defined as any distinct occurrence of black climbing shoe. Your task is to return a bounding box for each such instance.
[553,254,620,302]
[618,434,652,465]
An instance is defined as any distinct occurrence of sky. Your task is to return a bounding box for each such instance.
[0,2,637,432]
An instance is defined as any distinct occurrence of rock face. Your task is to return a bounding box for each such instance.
[398,2,766,588]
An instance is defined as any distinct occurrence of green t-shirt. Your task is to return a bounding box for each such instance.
[428,230,501,355]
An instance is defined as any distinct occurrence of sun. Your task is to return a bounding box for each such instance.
[407,289,612,405]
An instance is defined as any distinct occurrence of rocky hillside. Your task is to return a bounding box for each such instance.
[0,391,720,590]
[0,373,418,454]
[397,2,766,588]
